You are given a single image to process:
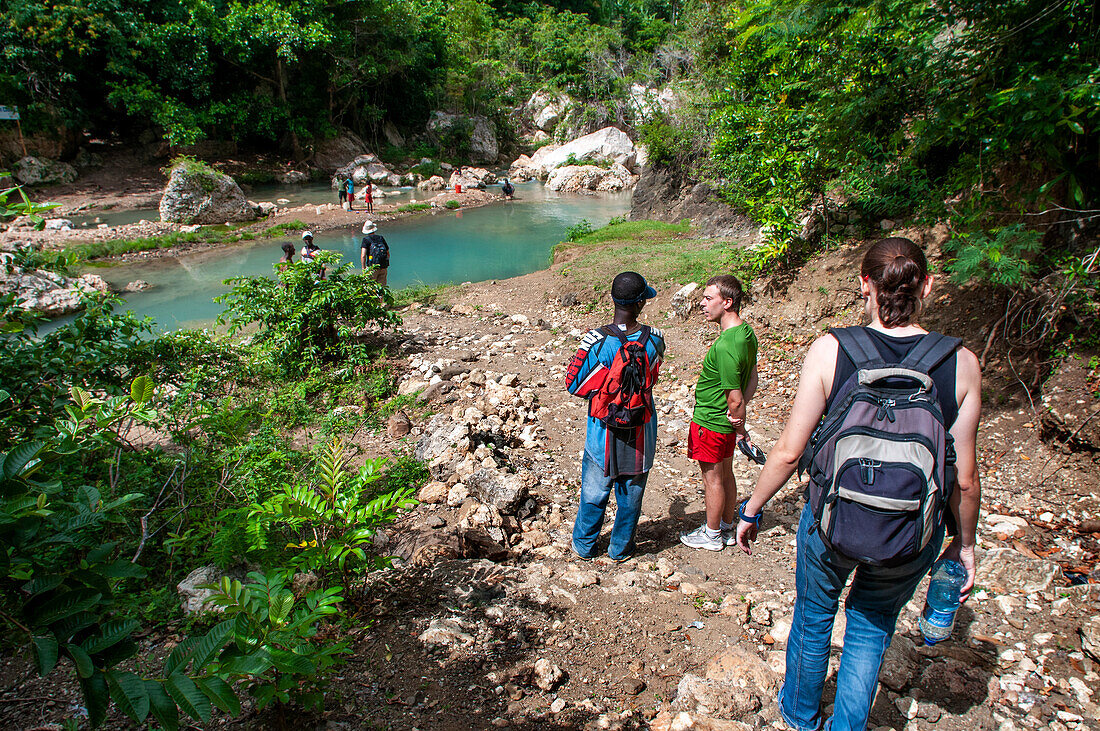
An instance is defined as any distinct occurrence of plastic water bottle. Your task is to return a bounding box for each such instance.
[919,559,967,645]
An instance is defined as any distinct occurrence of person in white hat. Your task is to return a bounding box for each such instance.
[360,220,389,286]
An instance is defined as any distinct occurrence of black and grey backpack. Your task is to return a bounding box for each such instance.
[799,327,961,566]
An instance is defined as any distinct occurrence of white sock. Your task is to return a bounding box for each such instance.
[719,520,735,531]
[704,526,721,539]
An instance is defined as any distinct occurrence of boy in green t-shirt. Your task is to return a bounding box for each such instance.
[680,275,760,551]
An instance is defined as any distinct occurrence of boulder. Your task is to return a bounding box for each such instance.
[387,410,412,437]
[14,155,77,186]
[426,112,499,163]
[0,267,108,317]
[276,170,309,184]
[448,167,496,190]
[627,84,682,123]
[465,468,528,514]
[525,89,572,133]
[671,282,700,320]
[538,127,637,174]
[417,175,447,191]
[44,218,73,231]
[879,635,917,691]
[1080,616,1100,662]
[975,547,1061,594]
[671,674,761,719]
[545,163,634,192]
[312,130,370,172]
[159,163,256,224]
[703,646,779,691]
[333,154,400,187]
[123,280,152,292]
[177,565,249,615]
[414,415,469,463]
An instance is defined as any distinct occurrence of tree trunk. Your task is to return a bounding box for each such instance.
[276,57,304,162]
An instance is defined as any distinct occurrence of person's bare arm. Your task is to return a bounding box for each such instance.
[940,347,982,601]
[360,246,367,269]
[736,335,836,553]
[744,363,759,402]
[726,388,746,428]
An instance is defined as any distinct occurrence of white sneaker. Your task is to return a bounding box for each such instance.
[679,525,724,551]
[721,529,737,547]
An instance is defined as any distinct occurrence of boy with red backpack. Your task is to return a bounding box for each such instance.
[566,272,665,562]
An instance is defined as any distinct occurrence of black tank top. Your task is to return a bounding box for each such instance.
[826,328,959,428]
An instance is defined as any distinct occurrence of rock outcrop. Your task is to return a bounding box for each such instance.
[159,163,256,224]
[312,130,370,172]
[448,167,496,190]
[0,257,109,316]
[545,163,634,192]
[427,112,499,163]
[333,154,400,188]
[629,163,757,238]
[525,89,572,133]
[14,155,78,186]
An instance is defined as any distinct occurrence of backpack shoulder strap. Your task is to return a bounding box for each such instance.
[600,325,627,345]
[831,326,886,369]
[900,332,962,373]
[635,325,651,349]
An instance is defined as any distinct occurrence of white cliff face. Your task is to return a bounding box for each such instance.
[508,127,639,185]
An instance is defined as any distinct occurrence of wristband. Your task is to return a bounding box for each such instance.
[739,499,762,525]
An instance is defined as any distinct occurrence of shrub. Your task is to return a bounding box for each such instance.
[444,200,461,210]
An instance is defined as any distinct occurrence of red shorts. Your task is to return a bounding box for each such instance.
[688,421,738,463]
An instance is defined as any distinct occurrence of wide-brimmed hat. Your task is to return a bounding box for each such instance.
[611,271,656,306]
[362,220,377,234]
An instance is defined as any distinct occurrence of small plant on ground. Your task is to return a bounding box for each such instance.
[444,200,461,210]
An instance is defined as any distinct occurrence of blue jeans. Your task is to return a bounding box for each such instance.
[572,456,649,560]
[779,505,943,731]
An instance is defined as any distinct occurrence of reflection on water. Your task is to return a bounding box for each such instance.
[87,182,630,331]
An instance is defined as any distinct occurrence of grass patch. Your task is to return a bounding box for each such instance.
[444,200,461,210]
[391,282,451,308]
[554,218,753,293]
[63,220,308,262]
[396,203,432,213]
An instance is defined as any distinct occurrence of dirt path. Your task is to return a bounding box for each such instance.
[324,243,1100,730]
[2,236,1097,731]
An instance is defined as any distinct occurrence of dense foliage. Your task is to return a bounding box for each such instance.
[700,0,1098,273]
[1,0,680,151]
[0,280,424,726]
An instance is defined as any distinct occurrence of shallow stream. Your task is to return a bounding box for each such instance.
[88,182,630,331]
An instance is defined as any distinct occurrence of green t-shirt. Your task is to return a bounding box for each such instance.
[692,322,758,434]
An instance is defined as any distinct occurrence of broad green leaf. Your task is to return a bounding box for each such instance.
[70,386,91,410]
[106,670,150,722]
[38,589,103,626]
[66,643,95,678]
[82,618,138,655]
[130,375,154,405]
[217,649,272,677]
[196,675,240,715]
[191,619,234,668]
[165,672,212,723]
[31,635,59,675]
[146,679,179,731]
[2,441,45,480]
[164,636,198,676]
[269,648,314,675]
[79,671,109,728]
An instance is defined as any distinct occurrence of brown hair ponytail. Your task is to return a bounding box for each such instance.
[861,237,928,327]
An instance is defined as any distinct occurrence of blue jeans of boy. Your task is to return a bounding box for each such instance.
[571,455,648,560]
[779,504,943,731]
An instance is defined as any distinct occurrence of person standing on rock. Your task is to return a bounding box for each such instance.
[735,237,982,731]
[565,272,665,562]
[680,274,760,551]
[360,220,389,287]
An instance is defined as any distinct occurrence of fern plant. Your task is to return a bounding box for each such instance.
[248,440,416,580]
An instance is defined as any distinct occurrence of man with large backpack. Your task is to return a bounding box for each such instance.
[360,220,390,287]
[565,271,665,562]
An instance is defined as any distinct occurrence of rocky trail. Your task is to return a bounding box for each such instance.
[3,240,1099,731]
[325,247,1100,731]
